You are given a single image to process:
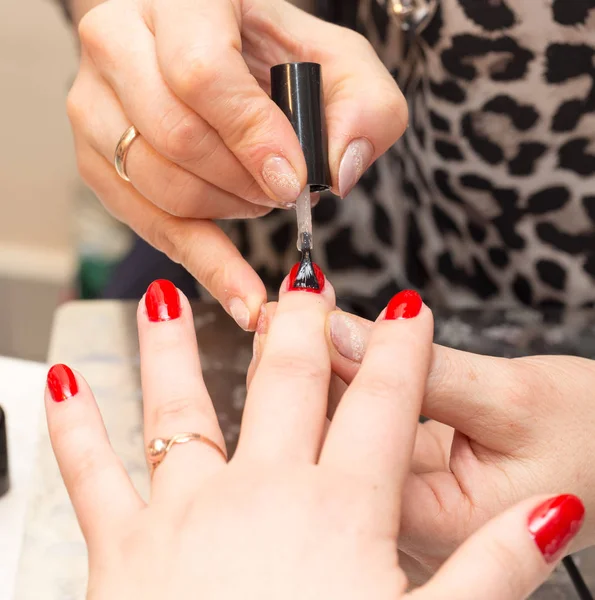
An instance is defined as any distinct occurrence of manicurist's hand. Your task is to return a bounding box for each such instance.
[66,0,407,330]
[326,303,594,585]
[45,277,582,599]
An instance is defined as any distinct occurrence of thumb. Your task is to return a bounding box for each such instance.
[326,309,533,452]
[411,494,585,600]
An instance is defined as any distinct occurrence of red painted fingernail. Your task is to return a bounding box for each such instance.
[528,494,585,563]
[145,279,181,322]
[288,261,325,294]
[47,364,78,403]
[385,290,422,320]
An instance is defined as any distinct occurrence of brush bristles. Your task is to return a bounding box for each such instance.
[292,249,320,290]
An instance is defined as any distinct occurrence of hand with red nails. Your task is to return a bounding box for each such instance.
[326,299,595,584]
[45,279,582,599]
[66,0,407,331]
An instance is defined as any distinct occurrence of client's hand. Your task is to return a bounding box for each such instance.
[45,281,582,599]
[326,303,593,584]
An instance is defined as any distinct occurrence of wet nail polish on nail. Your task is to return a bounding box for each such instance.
[385,290,422,320]
[145,280,181,322]
[47,364,78,403]
[288,261,325,293]
[528,495,585,563]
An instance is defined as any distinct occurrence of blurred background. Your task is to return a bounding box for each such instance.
[0,0,131,361]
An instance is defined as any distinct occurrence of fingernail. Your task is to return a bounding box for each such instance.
[385,290,422,320]
[229,297,250,331]
[329,313,367,363]
[47,364,78,403]
[529,495,585,563]
[338,138,374,198]
[145,279,181,322]
[288,261,325,293]
[262,156,301,204]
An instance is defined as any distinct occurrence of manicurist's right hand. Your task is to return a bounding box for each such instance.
[67,0,408,330]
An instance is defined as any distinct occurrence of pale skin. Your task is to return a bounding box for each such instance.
[62,0,595,586]
[65,0,406,330]
[46,280,577,599]
[325,309,595,584]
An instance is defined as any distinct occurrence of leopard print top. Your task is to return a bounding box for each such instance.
[226,0,595,319]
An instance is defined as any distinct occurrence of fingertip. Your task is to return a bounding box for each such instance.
[279,265,336,306]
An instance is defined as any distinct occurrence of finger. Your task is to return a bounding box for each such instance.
[45,364,143,545]
[321,292,433,513]
[326,310,372,384]
[68,61,272,220]
[327,310,533,453]
[248,302,346,426]
[153,0,307,205]
[238,267,336,462]
[78,2,268,205]
[410,495,585,600]
[327,373,348,420]
[246,301,278,389]
[252,1,407,198]
[138,281,226,494]
[73,146,266,330]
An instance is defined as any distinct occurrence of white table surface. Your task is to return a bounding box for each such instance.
[0,357,45,600]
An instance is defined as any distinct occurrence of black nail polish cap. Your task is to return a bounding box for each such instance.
[0,406,8,497]
[270,62,331,192]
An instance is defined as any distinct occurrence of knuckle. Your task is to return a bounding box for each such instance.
[155,218,188,266]
[170,51,221,102]
[76,154,96,188]
[152,395,197,425]
[483,537,529,597]
[355,374,396,404]
[223,98,272,150]
[264,353,328,383]
[158,112,209,163]
[54,427,110,490]
[66,86,85,128]
[77,2,111,54]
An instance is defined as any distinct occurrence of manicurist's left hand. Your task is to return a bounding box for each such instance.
[44,279,581,599]
[326,305,595,585]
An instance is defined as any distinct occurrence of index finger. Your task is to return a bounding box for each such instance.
[153,0,307,205]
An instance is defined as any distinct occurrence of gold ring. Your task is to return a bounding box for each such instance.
[114,125,140,182]
[147,432,227,474]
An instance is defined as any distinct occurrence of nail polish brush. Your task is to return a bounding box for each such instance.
[271,62,331,290]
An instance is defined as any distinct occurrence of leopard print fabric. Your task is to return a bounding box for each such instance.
[231,0,595,317]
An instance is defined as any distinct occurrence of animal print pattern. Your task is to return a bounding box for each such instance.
[225,0,595,318]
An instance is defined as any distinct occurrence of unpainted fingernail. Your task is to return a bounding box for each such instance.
[338,138,374,198]
[229,297,250,331]
[262,156,301,204]
[329,313,367,363]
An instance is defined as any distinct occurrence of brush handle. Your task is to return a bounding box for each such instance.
[296,186,313,251]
